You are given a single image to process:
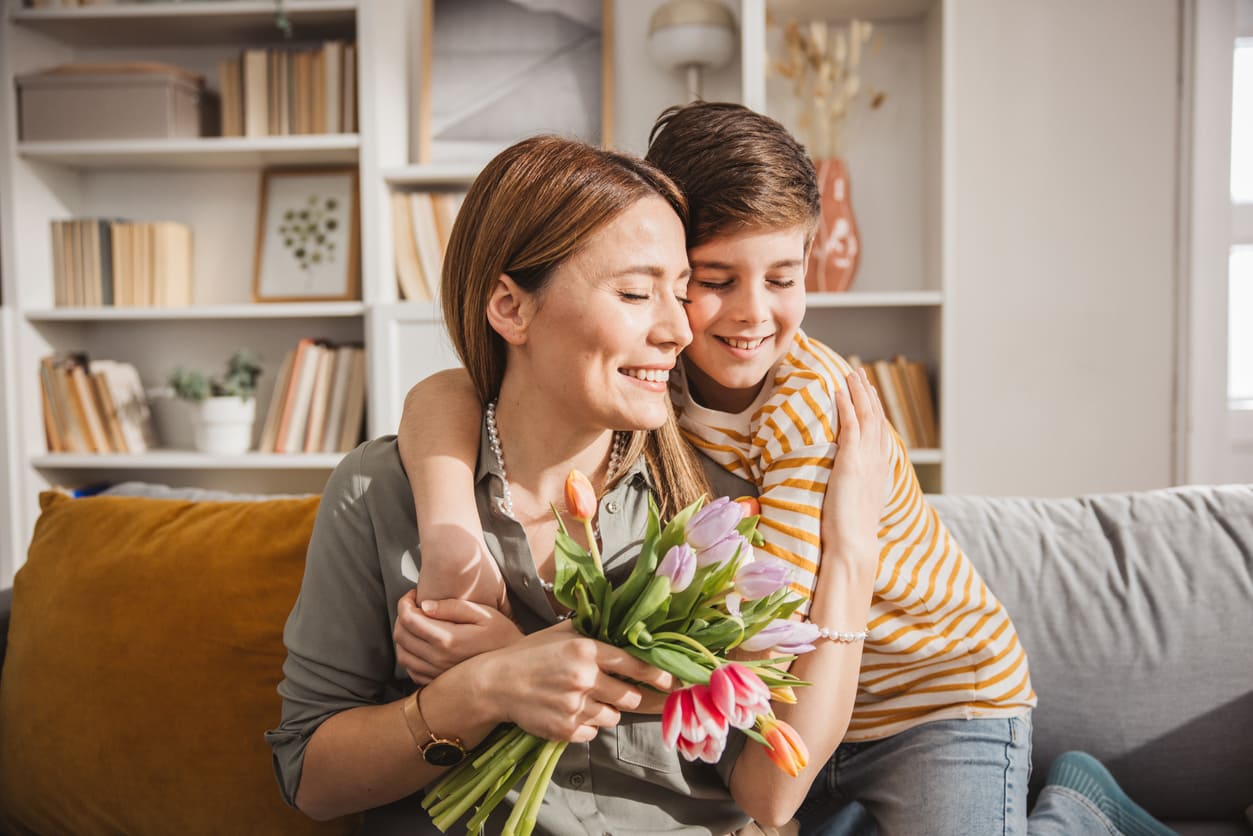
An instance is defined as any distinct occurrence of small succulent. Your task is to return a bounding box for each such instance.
[168,349,262,402]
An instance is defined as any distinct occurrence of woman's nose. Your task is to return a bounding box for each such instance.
[653,294,692,351]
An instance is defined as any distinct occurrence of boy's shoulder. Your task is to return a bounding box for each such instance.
[768,330,855,406]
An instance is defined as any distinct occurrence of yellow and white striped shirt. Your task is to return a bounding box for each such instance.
[671,330,1036,740]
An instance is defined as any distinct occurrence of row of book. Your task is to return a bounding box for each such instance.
[51,219,192,308]
[259,338,367,454]
[39,355,158,454]
[219,41,358,139]
[847,354,940,450]
[392,190,465,302]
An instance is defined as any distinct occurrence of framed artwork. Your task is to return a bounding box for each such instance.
[415,0,614,164]
[252,167,360,302]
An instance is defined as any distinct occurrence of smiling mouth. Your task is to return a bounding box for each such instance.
[717,336,769,351]
[620,367,671,383]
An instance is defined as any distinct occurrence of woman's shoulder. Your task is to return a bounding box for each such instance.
[322,435,415,523]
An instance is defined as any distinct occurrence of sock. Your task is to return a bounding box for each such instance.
[1044,751,1177,836]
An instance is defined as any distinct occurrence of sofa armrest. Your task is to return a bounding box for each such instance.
[0,586,11,681]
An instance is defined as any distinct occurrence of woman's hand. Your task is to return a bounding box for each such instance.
[821,368,893,567]
[393,593,523,684]
[473,622,676,743]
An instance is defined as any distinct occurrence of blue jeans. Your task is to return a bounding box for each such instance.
[796,713,1123,836]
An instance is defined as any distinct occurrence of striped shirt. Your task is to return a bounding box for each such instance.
[671,330,1036,741]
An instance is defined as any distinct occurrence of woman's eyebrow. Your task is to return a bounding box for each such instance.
[607,265,691,280]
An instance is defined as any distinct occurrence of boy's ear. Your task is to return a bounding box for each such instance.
[485,273,534,346]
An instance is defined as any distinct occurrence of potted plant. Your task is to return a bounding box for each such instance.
[167,349,262,455]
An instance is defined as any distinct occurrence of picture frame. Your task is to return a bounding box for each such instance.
[415,0,615,164]
[252,167,360,302]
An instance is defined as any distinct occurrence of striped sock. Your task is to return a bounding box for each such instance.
[1044,751,1177,836]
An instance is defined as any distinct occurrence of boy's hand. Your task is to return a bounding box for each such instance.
[822,368,893,566]
[393,593,524,684]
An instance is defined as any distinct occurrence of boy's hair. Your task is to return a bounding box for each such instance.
[645,101,820,248]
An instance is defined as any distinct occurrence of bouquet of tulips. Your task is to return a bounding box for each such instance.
[421,472,817,835]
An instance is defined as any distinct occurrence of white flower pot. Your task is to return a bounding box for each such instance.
[194,396,256,455]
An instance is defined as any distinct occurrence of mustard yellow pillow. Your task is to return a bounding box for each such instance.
[0,491,357,836]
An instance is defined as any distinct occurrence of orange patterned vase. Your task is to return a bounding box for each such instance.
[805,158,861,293]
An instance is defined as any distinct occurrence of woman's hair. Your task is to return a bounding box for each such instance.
[441,135,709,517]
[646,101,821,249]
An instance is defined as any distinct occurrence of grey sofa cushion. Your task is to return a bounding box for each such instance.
[930,486,1253,822]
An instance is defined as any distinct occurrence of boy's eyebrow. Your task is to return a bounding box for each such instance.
[690,258,804,270]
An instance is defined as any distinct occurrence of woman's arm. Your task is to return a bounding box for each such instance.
[728,368,892,826]
[397,368,506,611]
[298,624,674,821]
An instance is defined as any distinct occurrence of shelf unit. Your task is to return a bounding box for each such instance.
[738,0,949,492]
[0,0,414,582]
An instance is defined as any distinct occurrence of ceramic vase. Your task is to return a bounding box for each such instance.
[805,158,861,293]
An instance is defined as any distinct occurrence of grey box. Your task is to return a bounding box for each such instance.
[16,64,211,142]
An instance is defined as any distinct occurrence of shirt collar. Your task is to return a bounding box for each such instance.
[474,417,653,493]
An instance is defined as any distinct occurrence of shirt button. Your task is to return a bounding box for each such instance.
[496,497,508,513]
[521,577,531,589]
[606,501,620,514]
[569,772,584,787]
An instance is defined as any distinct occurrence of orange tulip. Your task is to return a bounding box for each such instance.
[733,496,761,519]
[759,715,808,777]
[564,470,597,522]
[768,685,798,705]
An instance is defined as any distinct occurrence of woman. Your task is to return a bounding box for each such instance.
[266,135,892,833]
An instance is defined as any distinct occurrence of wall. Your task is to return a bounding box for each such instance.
[945,0,1180,496]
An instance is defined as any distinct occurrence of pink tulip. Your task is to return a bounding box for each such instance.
[759,715,809,777]
[686,497,744,551]
[657,544,697,593]
[733,495,761,519]
[709,663,771,729]
[564,470,597,522]
[695,532,750,568]
[662,683,732,764]
[740,619,821,654]
[735,560,791,599]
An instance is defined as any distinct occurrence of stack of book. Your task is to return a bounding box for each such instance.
[259,338,367,454]
[392,190,464,302]
[218,41,357,138]
[50,218,192,308]
[848,354,940,450]
[39,354,158,454]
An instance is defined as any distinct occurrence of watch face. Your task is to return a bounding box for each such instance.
[423,741,466,768]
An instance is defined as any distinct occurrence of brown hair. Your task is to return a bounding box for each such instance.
[441,135,709,517]
[646,101,820,249]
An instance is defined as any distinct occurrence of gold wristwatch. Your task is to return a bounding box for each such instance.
[403,689,468,767]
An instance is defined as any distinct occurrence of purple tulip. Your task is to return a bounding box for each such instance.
[657,544,697,593]
[735,560,792,600]
[686,497,744,551]
[741,619,821,654]
[695,532,750,568]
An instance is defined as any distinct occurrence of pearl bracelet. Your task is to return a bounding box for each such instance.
[815,625,869,643]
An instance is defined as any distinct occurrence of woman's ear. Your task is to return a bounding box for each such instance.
[485,274,533,346]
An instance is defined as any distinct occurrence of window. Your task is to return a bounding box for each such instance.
[1232,40,1253,411]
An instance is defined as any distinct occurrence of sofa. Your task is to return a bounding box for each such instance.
[0,482,1250,835]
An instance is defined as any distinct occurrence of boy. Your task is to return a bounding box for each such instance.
[393,103,1171,835]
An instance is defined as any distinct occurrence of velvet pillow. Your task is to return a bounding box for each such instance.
[0,491,356,836]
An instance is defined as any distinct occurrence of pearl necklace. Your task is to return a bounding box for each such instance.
[485,400,628,594]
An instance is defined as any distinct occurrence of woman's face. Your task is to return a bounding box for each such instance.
[518,196,692,432]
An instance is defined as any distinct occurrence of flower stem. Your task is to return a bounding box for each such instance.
[502,739,566,835]
[582,518,603,574]
[429,730,540,828]
[652,631,722,667]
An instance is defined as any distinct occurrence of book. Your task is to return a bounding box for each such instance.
[302,347,336,453]
[889,356,924,451]
[342,43,357,133]
[67,358,111,453]
[904,359,939,449]
[410,192,444,296]
[393,191,430,301]
[872,358,916,448]
[217,56,242,138]
[276,339,322,454]
[94,359,156,453]
[258,348,296,453]
[319,344,354,453]
[432,191,462,252]
[242,48,268,138]
[337,346,367,453]
[90,369,129,453]
[323,41,341,134]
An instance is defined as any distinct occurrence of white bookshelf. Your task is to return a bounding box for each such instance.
[0,0,414,580]
[739,0,948,492]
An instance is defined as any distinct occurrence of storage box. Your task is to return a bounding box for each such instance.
[16,62,212,141]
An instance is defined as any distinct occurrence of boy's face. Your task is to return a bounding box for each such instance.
[681,225,808,413]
